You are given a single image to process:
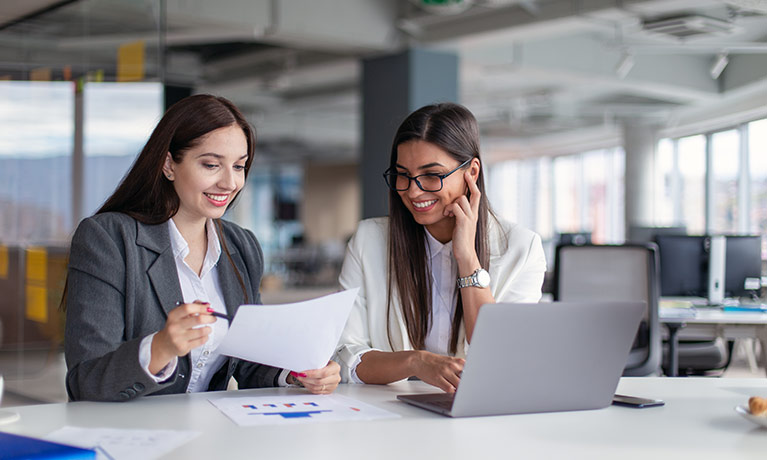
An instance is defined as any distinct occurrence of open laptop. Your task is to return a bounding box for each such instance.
[397,301,644,417]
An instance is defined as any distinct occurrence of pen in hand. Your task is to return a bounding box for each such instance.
[206,307,232,322]
[174,300,232,322]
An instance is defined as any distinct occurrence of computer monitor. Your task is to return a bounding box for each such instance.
[558,232,591,246]
[627,226,687,244]
[724,235,763,297]
[655,235,708,297]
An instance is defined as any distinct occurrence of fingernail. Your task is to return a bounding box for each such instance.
[298,373,307,377]
[206,307,214,313]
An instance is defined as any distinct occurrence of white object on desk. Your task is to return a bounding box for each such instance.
[208,393,399,426]
[735,405,767,429]
[45,426,200,460]
[0,374,21,425]
[217,287,358,371]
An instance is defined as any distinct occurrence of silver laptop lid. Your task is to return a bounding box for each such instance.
[451,301,644,417]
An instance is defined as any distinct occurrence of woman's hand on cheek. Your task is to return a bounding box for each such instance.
[445,169,481,267]
[291,361,341,394]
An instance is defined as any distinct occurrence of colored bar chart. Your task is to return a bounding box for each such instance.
[209,394,399,426]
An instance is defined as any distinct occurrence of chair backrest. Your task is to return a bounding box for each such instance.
[553,243,661,376]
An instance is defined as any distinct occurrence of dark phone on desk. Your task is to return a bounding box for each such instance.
[612,394,665,408]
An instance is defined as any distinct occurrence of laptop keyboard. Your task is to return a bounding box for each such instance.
[431,398,455,410]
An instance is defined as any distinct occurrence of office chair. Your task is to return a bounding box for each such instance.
[553,243,662,376]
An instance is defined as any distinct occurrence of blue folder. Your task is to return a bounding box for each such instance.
[722,305,767,313]
[0,431,95,459]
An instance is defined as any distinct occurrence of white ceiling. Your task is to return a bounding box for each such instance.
[1,0,766,163]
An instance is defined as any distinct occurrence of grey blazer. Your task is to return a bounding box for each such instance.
[64,212,282,402]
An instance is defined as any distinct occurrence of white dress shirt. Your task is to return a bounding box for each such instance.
[138,218,289,391]
[423,229,459,356]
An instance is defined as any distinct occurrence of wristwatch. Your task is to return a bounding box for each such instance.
[457,268,491,289]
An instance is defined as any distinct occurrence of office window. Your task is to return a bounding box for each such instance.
[488,157,555,262]
[553,154,584,234]
[710,129,740,233]
[749,118,767,257]
[0,81,73,244]
[487,160,519,225]
[655,138,676,226]
[84,83,163,217]
[677,135,706,234]
[536,157,554,240]
[581,148,625,243]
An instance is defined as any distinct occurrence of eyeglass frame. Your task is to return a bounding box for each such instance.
[382,158,472,192]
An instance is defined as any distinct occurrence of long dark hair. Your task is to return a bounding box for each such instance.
[386,103,494,355]
[62,95,255,310]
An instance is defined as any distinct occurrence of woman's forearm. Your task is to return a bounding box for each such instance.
[354,350,421,384]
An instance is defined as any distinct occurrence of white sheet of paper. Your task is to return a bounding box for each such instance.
[217,287,358,372]
[208,393,399,426]
[46,426,200,460]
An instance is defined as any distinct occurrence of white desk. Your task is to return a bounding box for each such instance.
[2,378,767,459]
[660,308,767,377]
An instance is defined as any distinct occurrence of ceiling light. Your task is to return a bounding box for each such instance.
[642,15,734,39]
[710,52,729,79]
[615,52,635,79]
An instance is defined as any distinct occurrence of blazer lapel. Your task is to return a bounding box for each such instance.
[136,220,183,317]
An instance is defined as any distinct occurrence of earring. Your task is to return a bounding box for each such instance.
[166,173,173,180]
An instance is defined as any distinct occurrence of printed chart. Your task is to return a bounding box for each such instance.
[208,394,399,426]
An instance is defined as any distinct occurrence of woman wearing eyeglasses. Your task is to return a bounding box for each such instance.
[334,103,546,393]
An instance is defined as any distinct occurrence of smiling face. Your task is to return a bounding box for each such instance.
[163,124,248,226]
[395,140,477,240]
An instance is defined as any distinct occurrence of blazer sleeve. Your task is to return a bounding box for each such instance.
[230,226,283,388]
[494,230,547,303]
[64,217,179,402]
[334,222,382,382]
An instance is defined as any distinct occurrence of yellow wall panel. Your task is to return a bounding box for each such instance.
[0,245,7,279]
[26,285,48,323]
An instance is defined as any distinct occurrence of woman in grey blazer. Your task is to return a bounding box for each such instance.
[63,95,340,402]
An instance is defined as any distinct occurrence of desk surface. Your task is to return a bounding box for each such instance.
[660,308,767,324]
[2,378,767,459]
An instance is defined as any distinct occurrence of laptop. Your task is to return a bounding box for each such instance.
[397,301,644,417]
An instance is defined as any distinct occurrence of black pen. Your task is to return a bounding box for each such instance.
[207,309,232,322]
[175,300,232,322]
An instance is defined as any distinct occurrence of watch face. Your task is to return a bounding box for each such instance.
[476,269,491,288]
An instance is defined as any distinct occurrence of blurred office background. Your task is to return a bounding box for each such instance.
[0,0,766,404]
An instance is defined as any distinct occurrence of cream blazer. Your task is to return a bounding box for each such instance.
[334,216,547,382]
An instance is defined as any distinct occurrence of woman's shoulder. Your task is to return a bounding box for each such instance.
[74,212,137,238]
[346,217,388,254]
[354,217,388,237]
[489,215,541,252]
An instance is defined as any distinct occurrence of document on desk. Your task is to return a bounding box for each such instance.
[208,394,399,426]
[217,288,358,372]
[46,426,200,460]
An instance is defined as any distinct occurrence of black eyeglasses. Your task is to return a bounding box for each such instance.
[383,159,471,192]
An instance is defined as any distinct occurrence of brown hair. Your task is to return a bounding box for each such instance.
[62,95,255,310]
[386,103,495,354]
